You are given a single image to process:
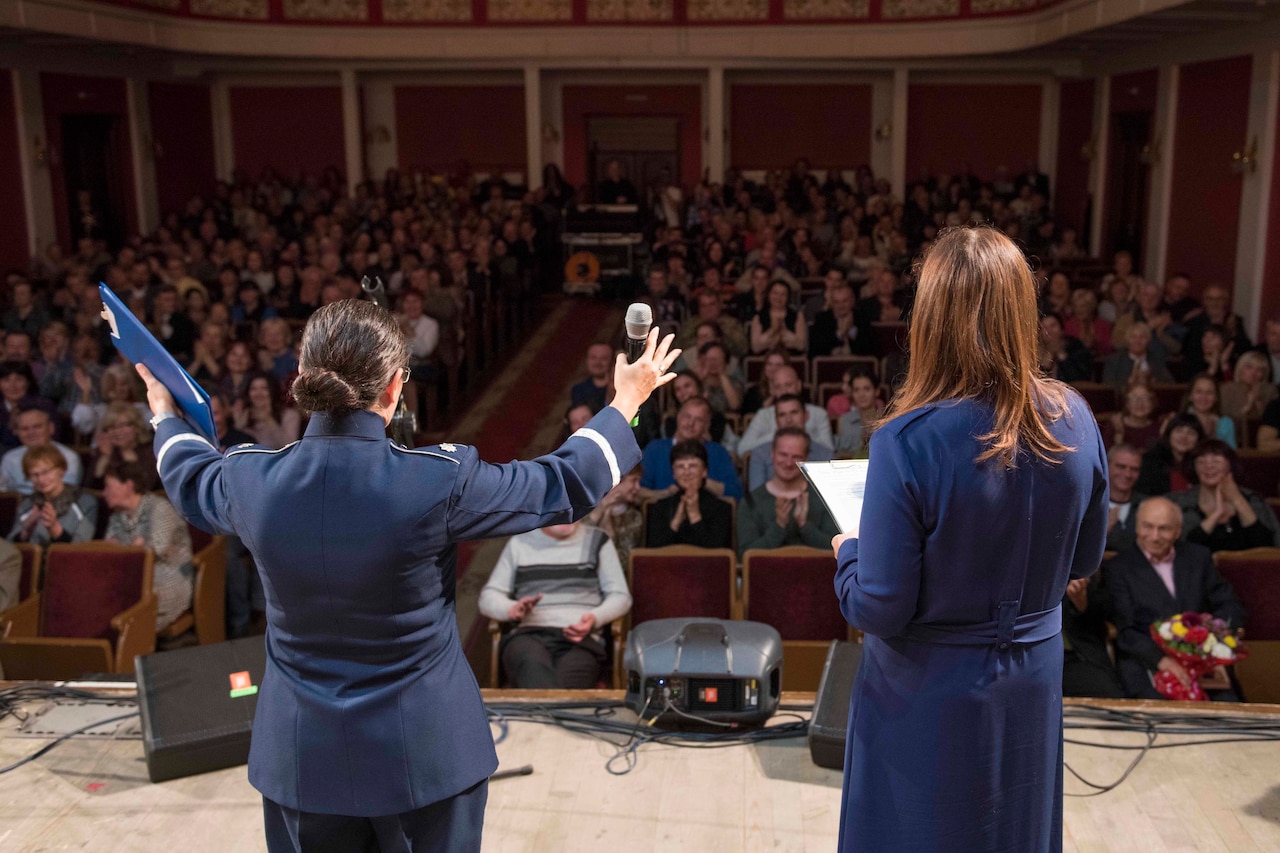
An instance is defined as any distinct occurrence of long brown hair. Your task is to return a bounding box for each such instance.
[884,226,1073,466]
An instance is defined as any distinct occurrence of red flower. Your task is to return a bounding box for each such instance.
[1185,626,1210,644]
[1181,612,1204,627]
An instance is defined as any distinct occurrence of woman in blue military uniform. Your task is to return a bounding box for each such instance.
[138,299,678,852]
[832,227,1109,853]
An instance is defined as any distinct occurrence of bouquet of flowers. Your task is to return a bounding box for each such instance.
[1149,612,1248,701]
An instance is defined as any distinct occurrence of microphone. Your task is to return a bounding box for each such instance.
[361,275,390,311]
[624,303,653,364]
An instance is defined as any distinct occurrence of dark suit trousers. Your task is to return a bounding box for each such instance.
[500,627,606,689]
[263,778,488,853]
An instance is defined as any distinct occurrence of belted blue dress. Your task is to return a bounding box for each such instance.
[834,394,1108,852]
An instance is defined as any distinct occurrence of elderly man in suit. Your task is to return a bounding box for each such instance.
[1107,496,1246,700]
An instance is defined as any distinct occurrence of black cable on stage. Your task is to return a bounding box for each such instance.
[0,711,140,775]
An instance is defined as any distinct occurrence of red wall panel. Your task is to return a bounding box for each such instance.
[1110,69,1159,115]
[40,73,136,252]
[1165,56,1252,292]
[729,84,872,170]
[395,85,525,172]
[562,85,701,190]
[1054,79,1094,235]
[229,86,345,180]
[905,83,1041,180]
[149,82,216,217]
[1261,88,1280,328]
[0,70,29,271]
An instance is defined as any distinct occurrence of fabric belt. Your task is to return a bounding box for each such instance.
[900,603,1062,649]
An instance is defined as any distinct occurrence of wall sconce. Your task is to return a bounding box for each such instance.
[1232,137,1259,174]
[874,122,892,142]
[542,123,560,144]
[1080,137,1097,161]
[1139,136,1161,167]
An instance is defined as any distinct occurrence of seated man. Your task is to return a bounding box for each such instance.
[0,407,82,494]
[1101,322,1174,392]
[570,343,613,412]
[808,282,859,357]
[746,394,833,491]
[640,396,743,500]
[478,520,632,689]
[1105,444,1146,553]
[645,440,734,550]
[738,427,839,556]
[1061,571,1124,698]
[737,366,833,455]
[1108,496,1246,700]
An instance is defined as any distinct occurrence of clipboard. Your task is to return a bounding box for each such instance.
[99,284,219,444]
[798,459,870,535]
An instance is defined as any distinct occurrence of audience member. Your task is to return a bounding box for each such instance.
[1161,273,1200,324]
[479,520,631,689]
[1182,285,1251,381]
[85,401,156,490]
[1108,496,1246,700]
[1135,413,1204,496]
[1061,571,1124,699]
[1101,323,1174,392]
[584,465,644,571]
[1063,288,1112,356]
[808,282,859,357]
[640,397,743,500]
[1039,312,1094,383]
[236,375,301,449]
[1103,382,1160,452]
[103,460,194,631]
[0,539,19,612]
[6,444,97,546]
[692,341,743,415]
[71,363,149,438]
[750,280,807,355]
[746,395,833,490]
[1219,351,1276,428]
[0,408,82,493]
[740,348,790,416]
[1170,440,1280,551]
[1180,374,1236,447]
[1105,444,1146,553]
[1112,282,1181,364]
[256,317,299,384]
[570,343,614,411]
[644,440,734,549]
[738,427,839,554]
[738,366,833,454]
[0,362,57,451]
[674,289,748,360]
[834,373,884,457]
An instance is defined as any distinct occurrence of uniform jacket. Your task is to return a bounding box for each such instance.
[153,406,639,816]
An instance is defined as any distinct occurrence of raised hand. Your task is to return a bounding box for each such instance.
[506,593,542,622]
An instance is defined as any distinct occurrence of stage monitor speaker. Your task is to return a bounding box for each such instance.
[808,639,861,770]
[134,636,266,783]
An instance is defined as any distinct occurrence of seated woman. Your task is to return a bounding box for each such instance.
[477,519,632,689]
[1135,413,1204,496]
[740,348,790,416]
[256,317,299,384]
[1103,382,1161,452]
[103,460,194,631]
[1220,350,1276,429]
[660,372,733,447]
[1170,439,1280,552]
[750,280,807,355]
[236,375,302,450]
[835,372,885,457]
[214,340,259,405]
[86,402,157,490]
[584,464,644,571]
[644,440,733,549]
[7,444,97,546]
[71,363,151,440]
[1180,373,1236,448]
[1063,287,1112,356]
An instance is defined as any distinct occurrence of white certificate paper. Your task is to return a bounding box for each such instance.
[798,459,870,534]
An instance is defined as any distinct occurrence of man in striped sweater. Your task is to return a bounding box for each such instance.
[479,521,632,689]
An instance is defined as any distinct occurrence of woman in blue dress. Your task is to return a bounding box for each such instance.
[833,226,1109,852]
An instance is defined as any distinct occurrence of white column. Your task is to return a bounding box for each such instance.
[870,75,893,181]
[524,65,542,191]
[1145,65,1179,286]
[211,79,234,182]
[12,69,56,254]
[340,69,363,196]
[707,65,725,184]
[890,68,908,199]
[126,78,159,234]
[1089,76,1111,258]
[1237,50,1280,336]
[1039,78,1060,194]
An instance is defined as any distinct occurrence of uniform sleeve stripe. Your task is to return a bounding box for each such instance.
[573,428,620,487]
[157,433,217,470]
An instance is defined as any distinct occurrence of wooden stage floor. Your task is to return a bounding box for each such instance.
[1,689,1279,852]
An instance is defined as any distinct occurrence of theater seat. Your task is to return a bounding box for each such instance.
[0,543,156,680]
[1069,382,1117,415]
[742,546,857,691]
[1235,451,1280,498]
[626,546,738,632]
[486,616,625,689]
[0,544,42,635]
[1213,547,1280,703]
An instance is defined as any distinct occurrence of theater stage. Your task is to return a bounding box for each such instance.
[1,689,1279,852]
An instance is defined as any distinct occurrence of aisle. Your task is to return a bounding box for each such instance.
[445,296,624,683]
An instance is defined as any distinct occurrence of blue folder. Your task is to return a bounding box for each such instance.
[99,284,219,444]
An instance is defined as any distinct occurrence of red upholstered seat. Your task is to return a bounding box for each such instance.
[627,546,737,629]
[1214,548,1280,640]
[1150,383,1188,415]
[1069,382,1117,416]
[0,491,18,537]
[743,355,809,386]
[811,355,879,390]
[187,522,214,555]
[40,545,150,642]
[870,322,908,358]
[742,546,849,641]
[1235,451,1280,499]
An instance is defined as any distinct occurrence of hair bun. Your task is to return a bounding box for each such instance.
[291,368,363,414]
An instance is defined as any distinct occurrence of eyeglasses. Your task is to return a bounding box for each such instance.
[398,367,411,384]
